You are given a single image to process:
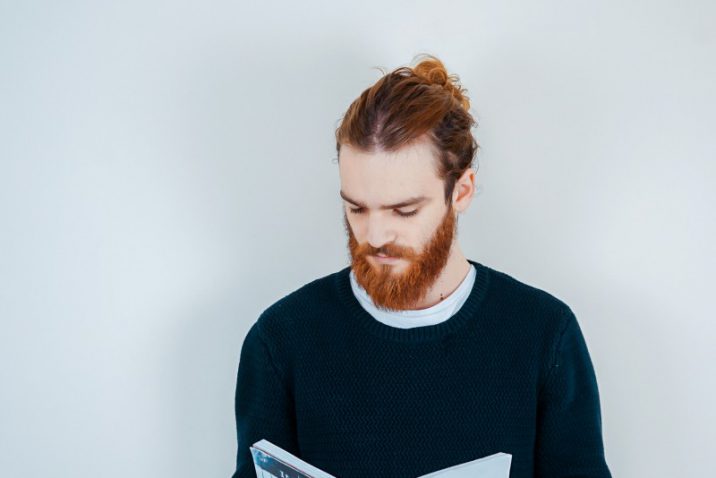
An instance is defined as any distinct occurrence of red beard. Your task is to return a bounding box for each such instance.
[344,204,457,311]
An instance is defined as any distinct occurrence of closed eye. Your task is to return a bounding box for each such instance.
[349,207,419,218]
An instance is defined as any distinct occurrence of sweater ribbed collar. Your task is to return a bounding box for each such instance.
[334,259,491,343]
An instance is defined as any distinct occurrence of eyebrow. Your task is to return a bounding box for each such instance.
[339,190,429,210]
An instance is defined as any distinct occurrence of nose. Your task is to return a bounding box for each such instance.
[365,214,396,251]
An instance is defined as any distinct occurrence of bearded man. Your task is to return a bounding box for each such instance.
[231,54,612,478]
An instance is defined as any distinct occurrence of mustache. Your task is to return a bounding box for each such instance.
[357,243,416,259]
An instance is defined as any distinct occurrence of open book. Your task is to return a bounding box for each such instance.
[250,439,512,478]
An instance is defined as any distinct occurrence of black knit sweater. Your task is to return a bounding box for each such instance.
[231,259,611,477]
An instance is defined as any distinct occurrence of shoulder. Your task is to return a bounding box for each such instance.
[478,261,575,337]
[252,266,343,340]
[242,267,344,380]
[476,261,584,378]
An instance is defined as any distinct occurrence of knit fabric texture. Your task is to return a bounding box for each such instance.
[231,259,612,477]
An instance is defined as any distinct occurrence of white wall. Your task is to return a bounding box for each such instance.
[1,1,714,476]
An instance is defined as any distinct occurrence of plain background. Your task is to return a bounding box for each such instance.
[1,1,714,476]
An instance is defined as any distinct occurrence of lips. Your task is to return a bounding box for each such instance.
[372,253,400,263]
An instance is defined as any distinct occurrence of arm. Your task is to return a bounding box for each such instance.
[231,321,300,478]
[534,306,612,477]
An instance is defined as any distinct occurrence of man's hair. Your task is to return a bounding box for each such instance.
[335,53,479,205]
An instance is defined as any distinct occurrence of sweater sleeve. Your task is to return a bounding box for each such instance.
[230,321,300,478]
[533,306,612,477]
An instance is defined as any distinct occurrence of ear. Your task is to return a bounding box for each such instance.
[452,168,476,213]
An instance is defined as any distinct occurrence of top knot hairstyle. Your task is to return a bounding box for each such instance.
[335,54,479,206]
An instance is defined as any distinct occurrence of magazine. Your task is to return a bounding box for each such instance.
[250,439,512,478]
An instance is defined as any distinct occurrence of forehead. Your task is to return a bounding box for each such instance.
[338,138,442,205]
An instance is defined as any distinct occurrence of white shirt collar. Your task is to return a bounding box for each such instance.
[349,264,477,329]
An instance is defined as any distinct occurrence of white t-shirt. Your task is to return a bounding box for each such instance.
[348,263,477,329]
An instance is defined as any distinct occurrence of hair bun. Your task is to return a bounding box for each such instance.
[412,54,471,111]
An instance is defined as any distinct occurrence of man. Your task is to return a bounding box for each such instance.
[231,55,612,477]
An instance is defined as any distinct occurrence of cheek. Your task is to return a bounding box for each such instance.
[410,216,441,249]
[343,212,358,234]
[344,216,366,245]
[347,218,369,243]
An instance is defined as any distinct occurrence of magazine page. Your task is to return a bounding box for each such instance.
[250,438,511,478]
[250,439,336,478]
[416,452,512,478]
